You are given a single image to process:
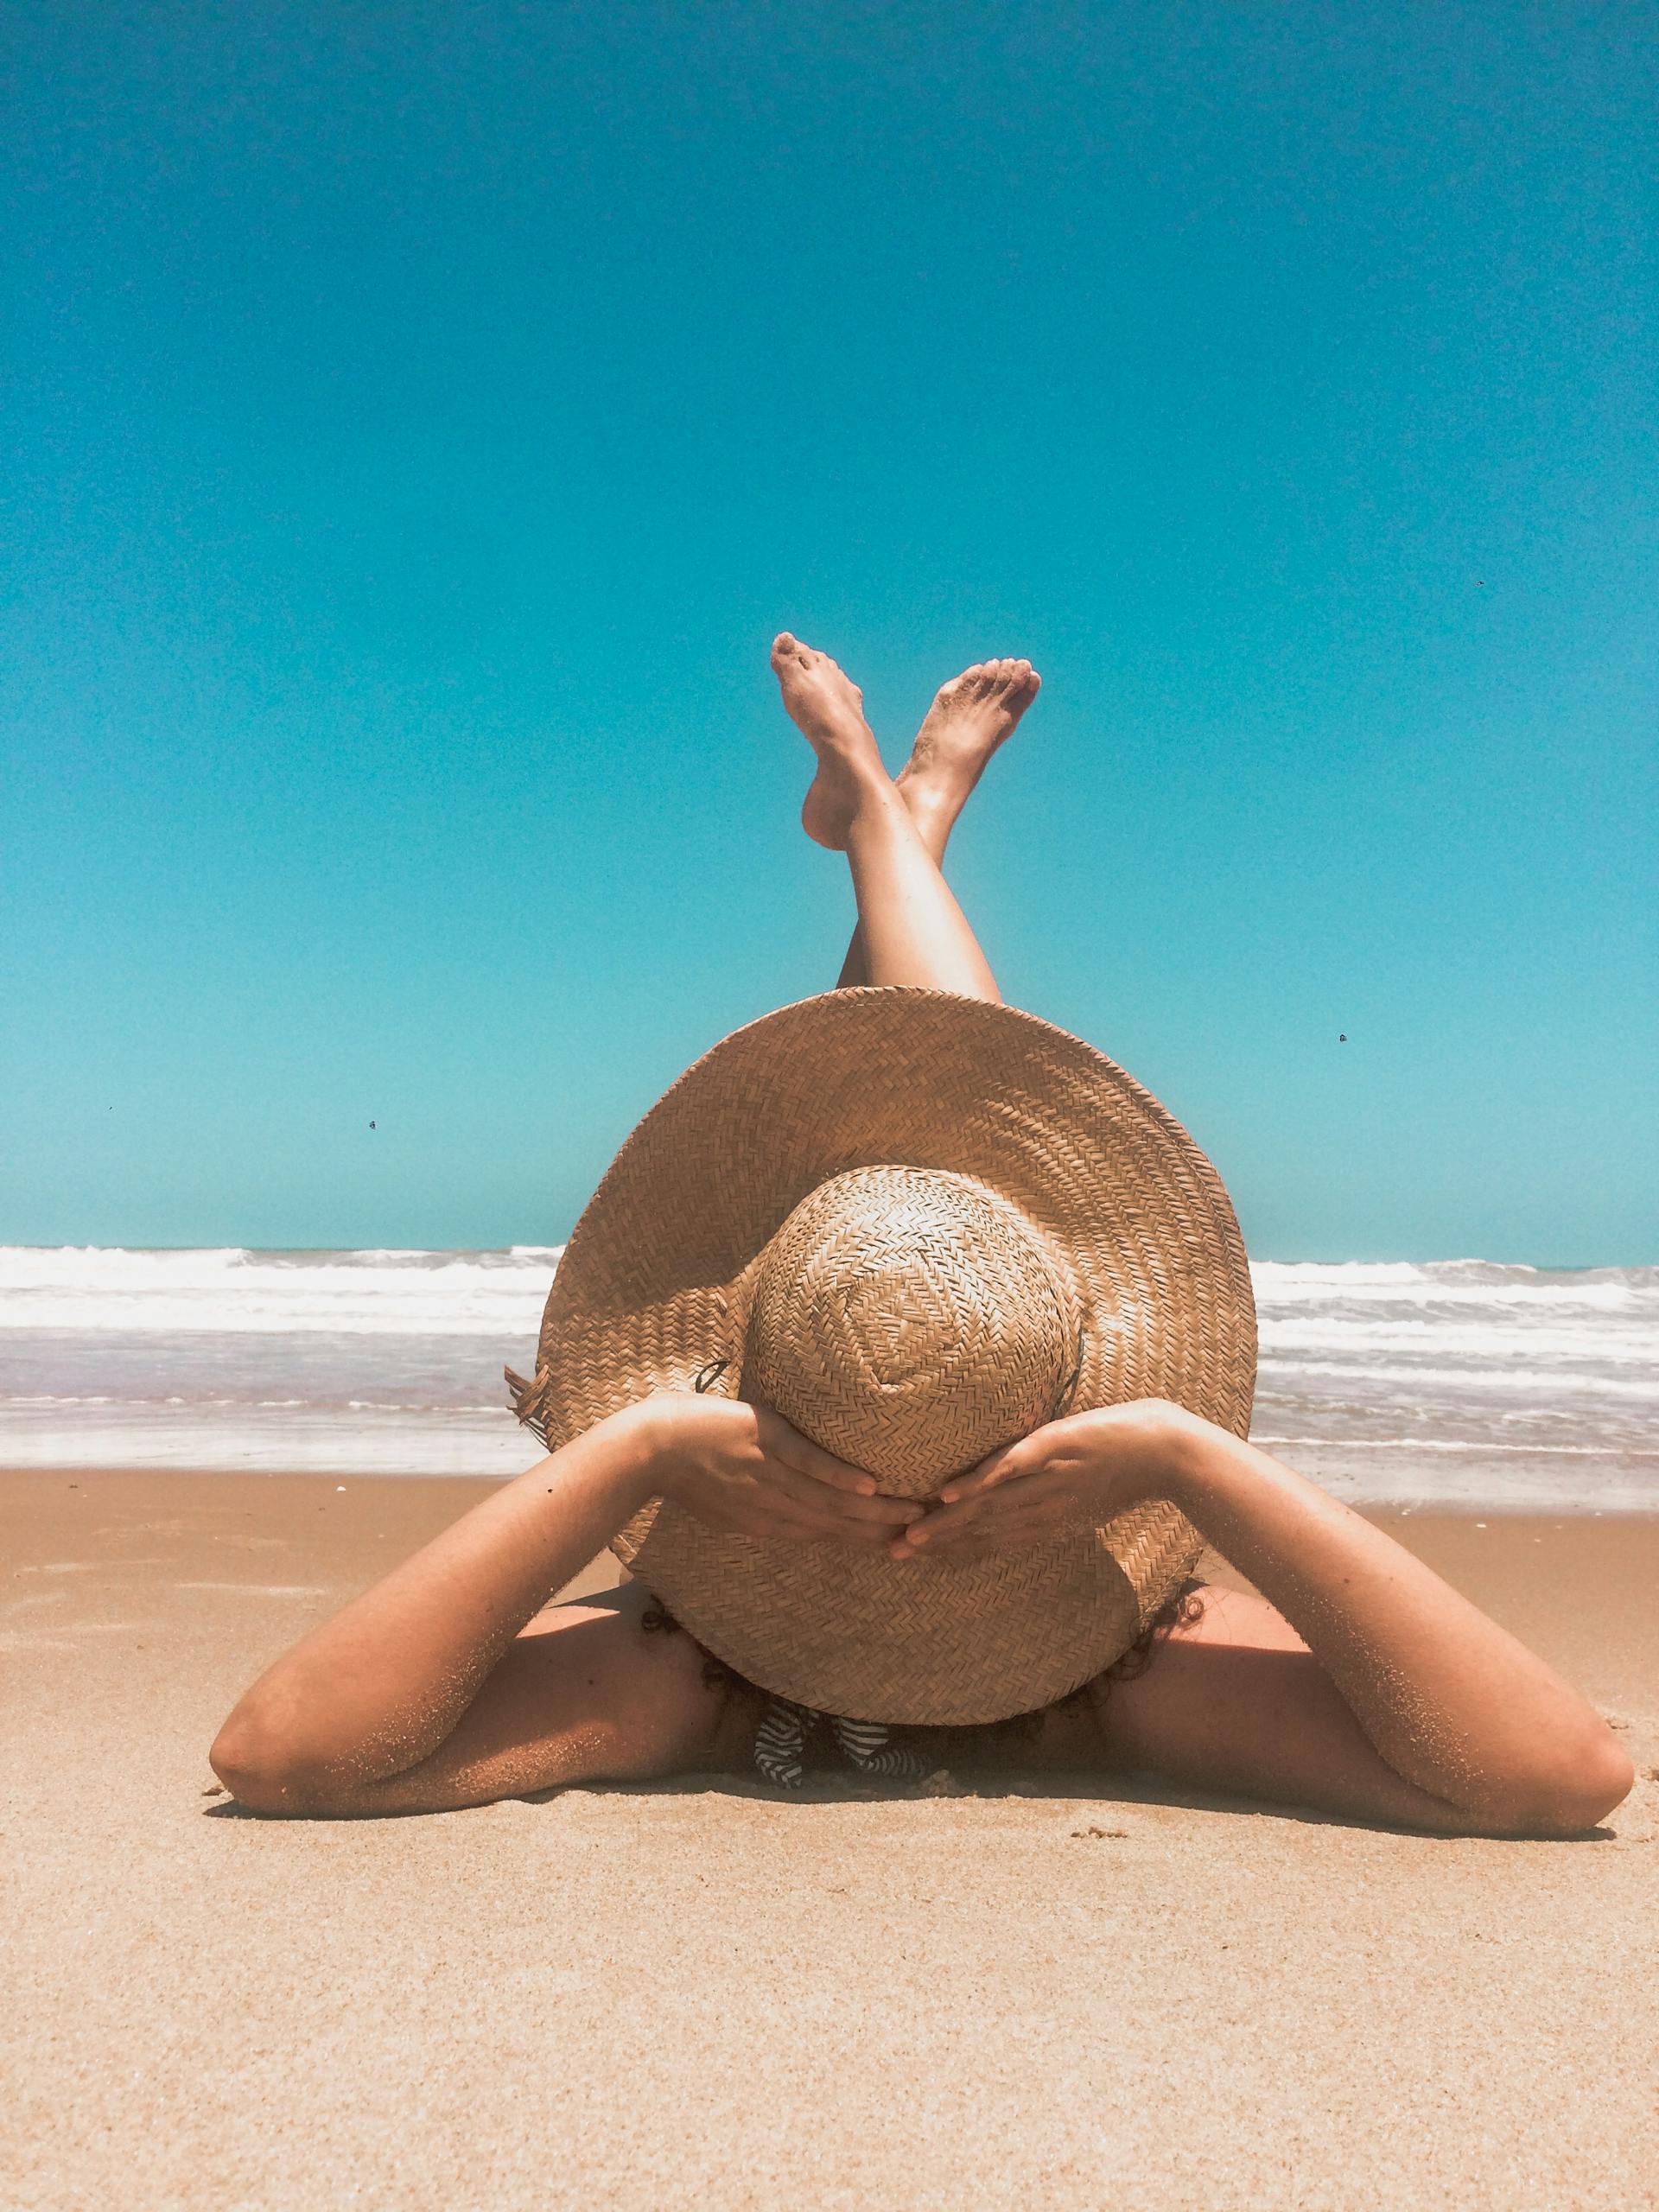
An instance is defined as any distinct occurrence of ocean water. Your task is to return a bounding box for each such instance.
[0,1246,1654,1510]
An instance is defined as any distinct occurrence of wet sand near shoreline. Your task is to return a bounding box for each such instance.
[6,1468,1657,2210]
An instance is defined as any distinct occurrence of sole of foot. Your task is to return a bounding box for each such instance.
[897,658,1041,829]
[769,632,888,850]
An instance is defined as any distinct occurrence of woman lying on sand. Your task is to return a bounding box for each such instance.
[212,637,1632,1834]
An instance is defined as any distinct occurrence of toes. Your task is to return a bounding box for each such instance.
[936,658,1042,708]
[814,646,855,694]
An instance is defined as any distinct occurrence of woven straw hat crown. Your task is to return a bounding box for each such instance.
[746,1165,1081,1495]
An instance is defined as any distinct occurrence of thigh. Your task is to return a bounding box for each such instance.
[340,1582,762,1815]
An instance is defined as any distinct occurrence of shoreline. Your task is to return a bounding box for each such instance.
[9,1456,1658,1511]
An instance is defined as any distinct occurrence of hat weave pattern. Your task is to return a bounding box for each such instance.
[509,988,1256,1726]
[747,1166,1081,1497]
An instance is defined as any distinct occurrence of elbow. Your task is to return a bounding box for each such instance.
[1489,1730,1636,1838]
[209,1710,338,1818]
[1542,1732,1636,1834]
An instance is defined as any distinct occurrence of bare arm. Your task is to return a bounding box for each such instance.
[909,1405,1634,1835]
[210,1396,917,1814]
[210,1409,653,1808]
[1153,1415,1632,1831]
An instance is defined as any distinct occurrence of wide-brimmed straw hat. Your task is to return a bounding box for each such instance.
[508,987,1255,1726]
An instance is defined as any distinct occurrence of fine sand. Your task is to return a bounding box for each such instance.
[6,1468,1658,2211]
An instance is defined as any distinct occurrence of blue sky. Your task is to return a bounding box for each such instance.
[3,3,1654,1262]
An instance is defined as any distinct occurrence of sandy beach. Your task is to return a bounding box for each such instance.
[4,1468,1656,2210]
[10,1468,1659,2212]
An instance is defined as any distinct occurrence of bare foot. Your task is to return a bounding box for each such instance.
[770,632,891,850]
[897,658,1041,846]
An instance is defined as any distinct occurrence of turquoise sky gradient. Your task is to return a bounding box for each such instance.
[3,4,1655,1262]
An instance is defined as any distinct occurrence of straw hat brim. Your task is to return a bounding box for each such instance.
[509,988,1256,1726]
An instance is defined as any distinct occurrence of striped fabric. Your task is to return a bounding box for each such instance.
[752,1695,932,1789]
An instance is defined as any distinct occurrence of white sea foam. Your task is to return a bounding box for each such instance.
[0,1248,1653,1504]
[0,1243,563,1334]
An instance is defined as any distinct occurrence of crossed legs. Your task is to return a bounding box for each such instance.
[766,635,1040,1001]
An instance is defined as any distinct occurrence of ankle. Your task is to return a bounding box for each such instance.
[841,775,917,852]
[899,784,956,855]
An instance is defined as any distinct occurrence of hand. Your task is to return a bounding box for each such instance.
[893,1402,1192,1564]
[643,1393,925,1550]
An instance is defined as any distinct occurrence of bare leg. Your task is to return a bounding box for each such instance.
[769,634,1012,1004]
[837,658,1041,987]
